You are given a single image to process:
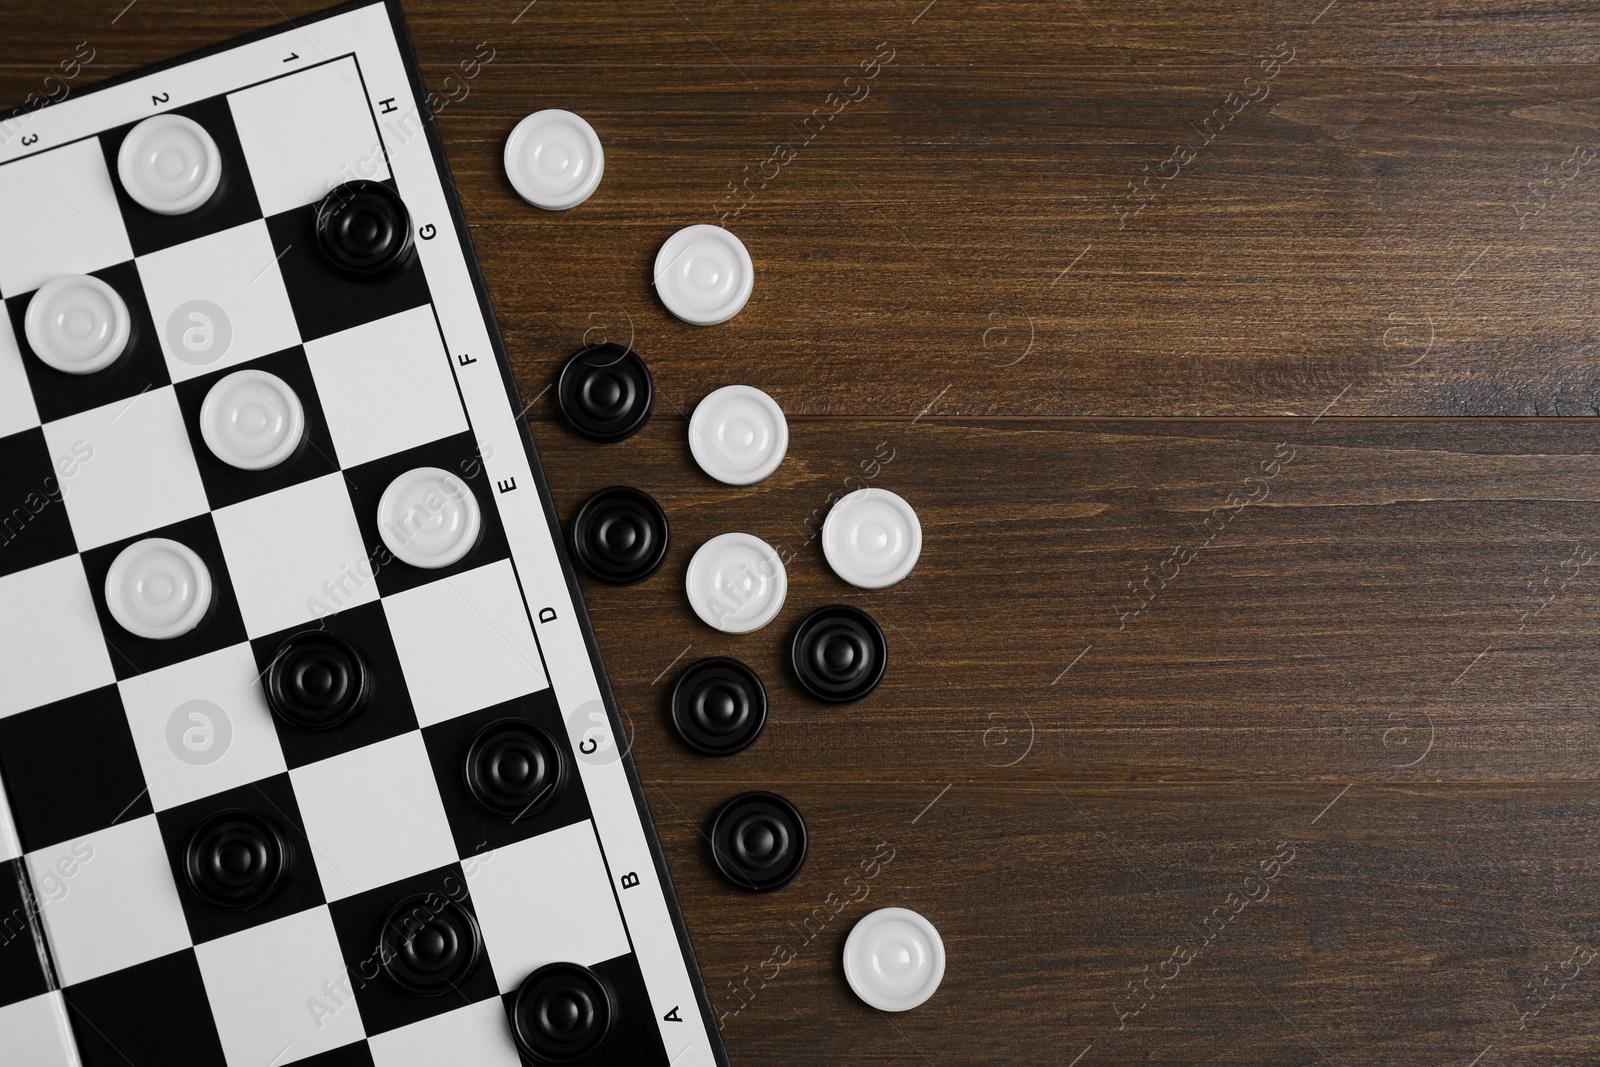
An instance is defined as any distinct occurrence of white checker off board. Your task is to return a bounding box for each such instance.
[0,3,727,1065]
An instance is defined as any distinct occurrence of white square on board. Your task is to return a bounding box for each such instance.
[194,906,365,1065]
[465,821,629,993]
[0,992,81,1067]
[116,643,287,812]
[367,1001,523,1067]
[0,556,115,719]
[304,305,467,468]
[0,313,40,438]
[135,219,300,383]
[212,473,377,638]
[29,816,191,987]
[0,137,132,297]
[382,559,547,728]
[43,386,208,551]
[228,58,391,217]
[289,732,457,901]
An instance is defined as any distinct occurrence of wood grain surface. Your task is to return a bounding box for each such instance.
[5,0,1600,1064]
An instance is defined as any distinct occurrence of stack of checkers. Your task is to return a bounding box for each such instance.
[546,311,938,1014]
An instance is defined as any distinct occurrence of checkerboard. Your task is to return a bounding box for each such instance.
[0,4,726,1065]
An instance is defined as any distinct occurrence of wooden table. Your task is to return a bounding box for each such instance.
[6,1,1599,1063]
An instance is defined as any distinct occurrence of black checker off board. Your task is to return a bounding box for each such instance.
[0,3,728,1064]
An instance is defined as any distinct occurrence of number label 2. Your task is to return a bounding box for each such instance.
[151,91,169,106]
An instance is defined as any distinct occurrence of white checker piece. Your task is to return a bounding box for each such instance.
[117,114,222,215]
[465,820,630,993]
[843,906,945,1012]
[25,274,131,375]
[0,993,80,1067]
[194,906,365,1065]
[653,224,754,326]
[136,219,300,382]
[104,537,212,640]
[227,57,389,216]
[383,558,548,727]
[367,1002,521,1067]
[213,472,377,638]
[0,137,132,298]
[289,732,458,901]
[685,532,787,633]
[116,643,287,812]
[0,312,40,438]
[504,109,604,211]
[28,816,191,986]
[199,368,306,470]
[377,466,481,570]
[44,386,209,551]
[305,305,467,468]
[823,487,922,589]
[688,384,787,486]
[0,557,115,719]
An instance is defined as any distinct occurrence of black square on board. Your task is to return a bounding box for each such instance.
[65,949,228,1067]
[0,684,150,852]
[0,427,78,578]
[422,692,591,859]
[294,1044,376,1067]
[0,858,53,1008]
[100,93,264,257]
[326,862,499,1038]
[154,771,325,945]
[80,512,248,679]
[264,180,430,344]
[173,345,341,510]
[9,260,170,424]
[249,599,418,770]
[341,430,509,599]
